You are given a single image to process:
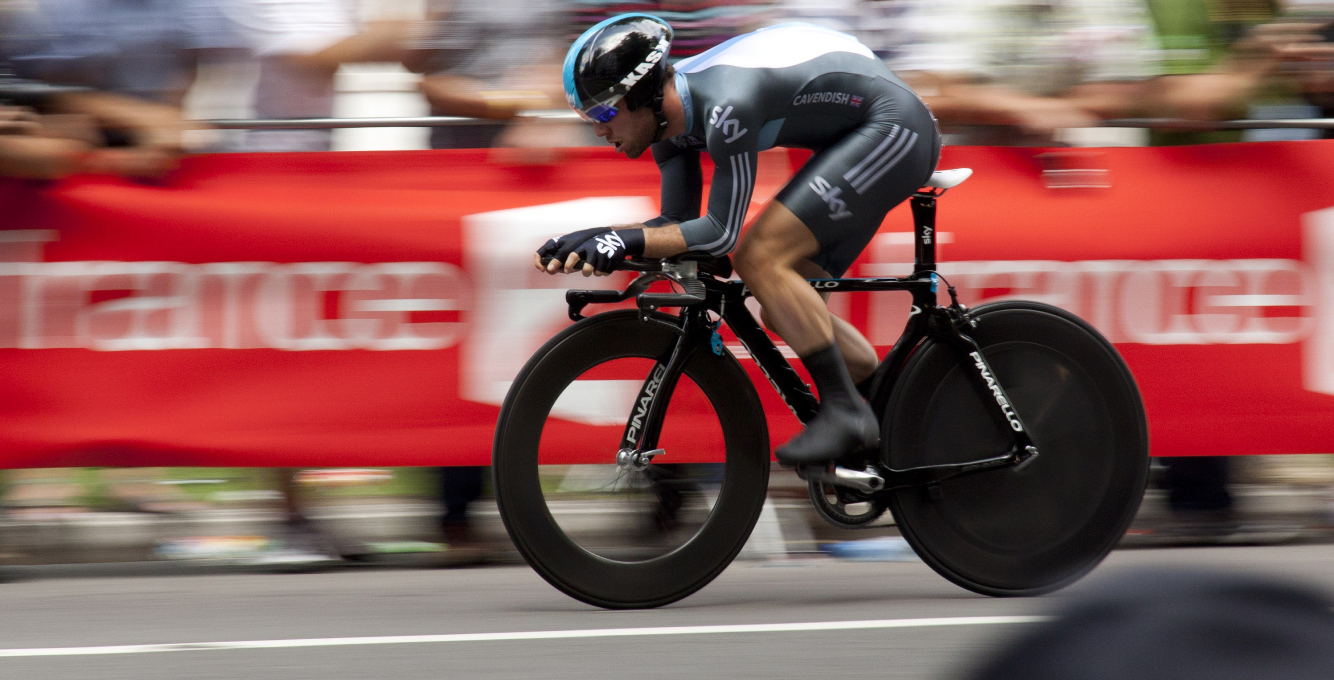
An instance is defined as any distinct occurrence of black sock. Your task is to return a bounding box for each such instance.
[800,343,863,413]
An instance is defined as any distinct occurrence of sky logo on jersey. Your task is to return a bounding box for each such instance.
[793,91,862,107]
[710,105,748,143]
[809,176,853,221]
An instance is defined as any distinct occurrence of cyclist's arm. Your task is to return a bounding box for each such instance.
[630,142,700,258]
[642,223,688,258]
[673,142,757,257]
[633,145,756,259]
[645,143,702,227]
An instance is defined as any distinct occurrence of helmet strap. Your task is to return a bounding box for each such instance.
[650,90,668,143]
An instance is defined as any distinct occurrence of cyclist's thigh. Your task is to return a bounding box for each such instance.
[735,200,822,268]
[775,98,939,278]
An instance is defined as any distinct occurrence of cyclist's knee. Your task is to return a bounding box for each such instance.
[731,241,770,282]
[733,238,794,283]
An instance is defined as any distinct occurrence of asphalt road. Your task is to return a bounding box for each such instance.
[2,544,1334,680]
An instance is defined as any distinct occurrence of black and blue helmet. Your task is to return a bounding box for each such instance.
[562,14,673,123]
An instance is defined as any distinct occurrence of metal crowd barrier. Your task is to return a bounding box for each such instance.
[7,76,1334,132]
[198,113,1334,131]
[206,111,582,130]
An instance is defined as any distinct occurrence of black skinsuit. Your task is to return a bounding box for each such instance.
[646,22,941,277]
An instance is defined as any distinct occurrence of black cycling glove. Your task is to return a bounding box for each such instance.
[536,227,612,266]
[571,228,646,273]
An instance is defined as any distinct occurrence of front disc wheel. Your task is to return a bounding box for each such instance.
[493,311,771,609]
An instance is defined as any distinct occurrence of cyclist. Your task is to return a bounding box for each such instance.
[537,14,941,465]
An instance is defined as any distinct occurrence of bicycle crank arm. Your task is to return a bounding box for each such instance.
[797,465,886,493]
[879,445,1039,491]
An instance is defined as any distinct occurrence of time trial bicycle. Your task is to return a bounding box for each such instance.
[492,168,1149,609]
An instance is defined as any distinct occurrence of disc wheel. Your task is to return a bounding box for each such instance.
[884,301,1149,596]
[493,310,770,609]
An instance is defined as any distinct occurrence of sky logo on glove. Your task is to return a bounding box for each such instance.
[594,231,626,257]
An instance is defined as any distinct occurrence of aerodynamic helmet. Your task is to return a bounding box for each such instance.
[562,13,673,124]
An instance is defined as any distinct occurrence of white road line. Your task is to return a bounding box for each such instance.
[0,616,1047,658]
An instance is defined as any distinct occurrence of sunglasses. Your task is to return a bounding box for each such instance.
[578,102,620,123]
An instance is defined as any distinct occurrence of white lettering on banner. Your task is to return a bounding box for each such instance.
[864,257,1313,347]
[0,260,470,351]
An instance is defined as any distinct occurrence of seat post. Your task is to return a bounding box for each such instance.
[910,191,938,274]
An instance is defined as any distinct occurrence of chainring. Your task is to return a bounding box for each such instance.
[808,477,888,528]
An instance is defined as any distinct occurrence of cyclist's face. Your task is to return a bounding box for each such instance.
[592,106,655,159]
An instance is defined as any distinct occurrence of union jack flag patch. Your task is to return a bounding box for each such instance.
[850,95,863,107]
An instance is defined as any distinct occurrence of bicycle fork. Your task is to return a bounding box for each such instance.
[615,308,713,471]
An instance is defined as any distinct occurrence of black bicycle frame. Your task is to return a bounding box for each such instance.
[570,190,1039,491]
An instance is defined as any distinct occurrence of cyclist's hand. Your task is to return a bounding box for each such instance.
[568,228,645,276]
[535,227,612,274]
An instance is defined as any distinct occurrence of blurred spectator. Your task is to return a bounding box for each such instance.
[412,0,567,151]
[225,0,424,152]
[776,0,916,60]
[435,466,489,566]
[0,0,246,175]
[884,0,1297,144]
[1147,0,1260,144]
[1266,1,1334,136]
[0,8,90,180]
[0,102,93,179]
[568,1,776,63]
[878,0,1155,145]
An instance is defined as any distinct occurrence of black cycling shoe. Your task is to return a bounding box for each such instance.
[776,399,880,465]
[775,343,881,466]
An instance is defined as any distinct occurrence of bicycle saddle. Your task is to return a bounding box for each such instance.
[925,168,973,189]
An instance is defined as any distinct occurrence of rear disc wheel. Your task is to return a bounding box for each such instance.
[885,301,1149,596]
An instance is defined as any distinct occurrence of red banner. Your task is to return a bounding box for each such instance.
[2,142,1333,467]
